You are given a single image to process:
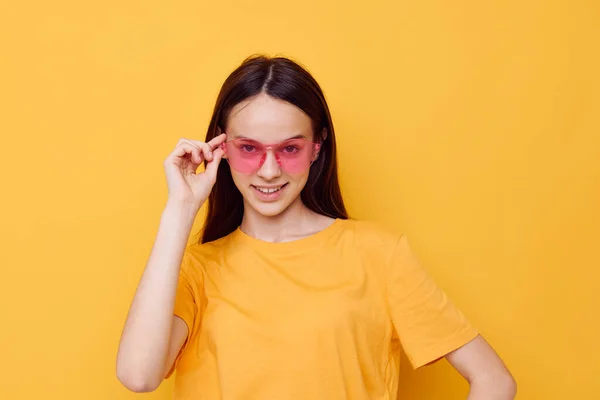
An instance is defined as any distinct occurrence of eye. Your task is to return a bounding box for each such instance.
[282,145,301,154]
[240,144,257,153]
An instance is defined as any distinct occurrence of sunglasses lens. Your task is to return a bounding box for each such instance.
[224,139,319,174]
[274,139,315,173]
[223,139,262,173]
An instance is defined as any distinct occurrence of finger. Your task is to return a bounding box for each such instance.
[207,133,227,149]
[186,134,225,150]
[204,147,224,181]
[183,139,216,162]
[172,142,203,165]
[201,143,213,162]
[191,145,203,165]
[177,140,205,163]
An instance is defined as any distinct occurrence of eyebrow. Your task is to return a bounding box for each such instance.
[231,133,309,141]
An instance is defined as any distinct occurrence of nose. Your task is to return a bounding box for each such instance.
[256,150,282,180]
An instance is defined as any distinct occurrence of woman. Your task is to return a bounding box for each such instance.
[116,55,516,399]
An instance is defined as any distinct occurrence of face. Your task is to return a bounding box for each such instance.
[222,93,320,218]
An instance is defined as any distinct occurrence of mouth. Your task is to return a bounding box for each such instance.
[252,183,287,193]
[251,183,289,201]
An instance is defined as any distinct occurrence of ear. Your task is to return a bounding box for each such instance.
[214,126,228,158]
[312,128,327,161]
[321,127,328,141]
[219,142,228,159]
[312,142,322,161]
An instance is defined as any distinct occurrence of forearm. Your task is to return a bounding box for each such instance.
[116,201,198,389]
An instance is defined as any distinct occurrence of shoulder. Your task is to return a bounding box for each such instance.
[187,234,231,257]
[339,218,402,248]
[337,218,405,264]
[181,232,237,276]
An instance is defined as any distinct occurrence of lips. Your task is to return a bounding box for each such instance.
[251,183,288,201]
[254,185,284,194]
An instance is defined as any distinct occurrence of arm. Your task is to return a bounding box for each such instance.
[116,201,196,392]
[445,335,517,400]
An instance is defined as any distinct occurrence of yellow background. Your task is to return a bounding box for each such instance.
[1,1,598,399]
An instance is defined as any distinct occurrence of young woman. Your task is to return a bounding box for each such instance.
[116,55,516,399]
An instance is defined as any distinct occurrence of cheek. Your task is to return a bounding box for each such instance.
[285,171,311,193]
[229,170,250,190]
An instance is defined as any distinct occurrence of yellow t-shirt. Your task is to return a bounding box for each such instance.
[167,218,478,399]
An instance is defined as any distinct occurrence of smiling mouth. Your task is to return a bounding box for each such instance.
[251,183,288,194]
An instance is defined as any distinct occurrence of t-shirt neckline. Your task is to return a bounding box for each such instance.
[231,218,345,253]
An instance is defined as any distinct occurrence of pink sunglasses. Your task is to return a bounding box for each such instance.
[220,136,321,174]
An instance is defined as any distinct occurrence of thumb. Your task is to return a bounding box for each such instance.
[204,147,224,182]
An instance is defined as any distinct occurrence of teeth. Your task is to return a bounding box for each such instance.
[255,186,282,194]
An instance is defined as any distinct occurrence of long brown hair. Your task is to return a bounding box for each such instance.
[200,54,348,243]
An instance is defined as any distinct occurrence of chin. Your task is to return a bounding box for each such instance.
[251,204,287,217]
[244,188,301,218]
[245,198,291,217]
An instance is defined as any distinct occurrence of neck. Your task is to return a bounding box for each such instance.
[240,197,332,243]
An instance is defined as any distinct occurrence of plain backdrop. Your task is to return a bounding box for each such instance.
[1,1,598,399]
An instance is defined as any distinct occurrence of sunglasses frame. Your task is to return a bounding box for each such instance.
[219,135,322,174]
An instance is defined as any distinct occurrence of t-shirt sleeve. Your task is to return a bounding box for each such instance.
[386,234,479,369]
[165,249,201,378]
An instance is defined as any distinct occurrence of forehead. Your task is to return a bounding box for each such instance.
[226,93,313,142]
